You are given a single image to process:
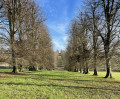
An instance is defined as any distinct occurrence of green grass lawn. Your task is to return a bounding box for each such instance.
[0,69,120,99]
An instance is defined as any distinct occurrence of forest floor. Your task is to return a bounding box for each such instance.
[0,69,120,99]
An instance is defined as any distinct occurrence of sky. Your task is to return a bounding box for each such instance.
[36,0,83,51]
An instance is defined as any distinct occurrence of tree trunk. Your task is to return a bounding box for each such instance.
[104,48,112,78]
[74,68,78,72]
[12,57,18,73]
[104,55,112,78]
[85,60,89,74]
[105,67,112,78]
[36,63,39,71]
[19,65,24,72]
[93,68,97,75]
[12,65,18,73]
[11,44,18,73]
[93,53,98,75]
[12,65,16,73]
[80,68,82,73]
[11,35,18,73]
[92,2,98,76]
[93,37,98,75]
[83,68,86,74]
[85,67,89,74]
[7,0,18,73]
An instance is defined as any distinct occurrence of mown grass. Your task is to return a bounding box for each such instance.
[0,69,120,99]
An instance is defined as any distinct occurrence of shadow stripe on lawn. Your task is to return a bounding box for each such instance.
[0,82,120,92]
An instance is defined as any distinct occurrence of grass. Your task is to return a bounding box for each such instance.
[57,56,63,67]
[0,69,120,99]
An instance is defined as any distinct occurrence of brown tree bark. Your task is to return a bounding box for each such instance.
[7,0,18,73]
[104,46,112,78]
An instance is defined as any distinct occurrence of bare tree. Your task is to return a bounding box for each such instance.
[65,13,91,74]
[97,0,120,78]
[0,0,54,72]
[85,0,101,75]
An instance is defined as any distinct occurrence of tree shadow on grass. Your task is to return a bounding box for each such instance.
[0,82,120,92]
[0,72,25,76]
[27,73,83,79]
[28,73,120,85]
[1,71,120,84]
[50,78,91,82]
[49,78,120,85]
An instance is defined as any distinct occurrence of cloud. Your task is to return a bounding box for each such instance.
[36,0,49,8]
[37,0,83,51]
[48,23,68,34]
[52,39,66,51]
[63,35,68,42]
[47,22,68,51]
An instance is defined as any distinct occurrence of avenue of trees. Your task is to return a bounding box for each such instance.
[64,0,120,78]
[0,0,120,79]
[0,0,54,73]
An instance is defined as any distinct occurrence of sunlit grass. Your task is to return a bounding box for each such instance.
[0,69,120,99]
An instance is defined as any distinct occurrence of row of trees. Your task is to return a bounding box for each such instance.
[64,0,120,78]
[0,0,54,73]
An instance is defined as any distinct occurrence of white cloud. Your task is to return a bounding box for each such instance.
[48,23,68,51]
[48,22,68,35]
[38,0,74,51]
[52,39,66,51]
[37,0,49,7]
[63,35,68,42]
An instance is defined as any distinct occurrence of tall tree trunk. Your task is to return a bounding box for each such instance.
[19,64,24,72]
[101,0,114,78]
[93,53,97,75]
[10,0,18,73]
[36,63,39,71]
[93,37,97,75]
[85,67,89,74]
[80,68,82,73]
[11,48,17,73]
[92,4,98,76]
[83,59,86,74]
[104,50,112,78]
[83,67,86,74]
[85,60,89,74]
[93,68,97,75]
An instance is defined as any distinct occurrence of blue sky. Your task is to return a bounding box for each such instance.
[36,0,83,51]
